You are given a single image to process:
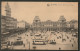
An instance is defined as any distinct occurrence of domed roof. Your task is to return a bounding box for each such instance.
[34,16,40,21]
[33,16,41,23]
[58,15,66,21]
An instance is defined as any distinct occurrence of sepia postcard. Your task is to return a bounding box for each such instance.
[1,2,78,50]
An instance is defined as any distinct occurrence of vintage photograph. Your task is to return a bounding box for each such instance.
[1,2,78,50]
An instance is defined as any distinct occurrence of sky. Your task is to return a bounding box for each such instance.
[1,2,78,24]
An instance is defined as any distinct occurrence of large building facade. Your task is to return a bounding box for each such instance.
[1,16,6,34]
[1,2,17,34]
[69,19,78,32]
[31,16,78,32]
[5,16,17,32]
[17,20,30,29]
[1,15,17,34]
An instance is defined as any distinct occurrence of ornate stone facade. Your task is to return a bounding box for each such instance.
[31,16,69,32]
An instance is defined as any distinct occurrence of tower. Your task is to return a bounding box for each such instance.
[5,2,11,17]
[32,16,41,31]
[33,16,41,23]
[58,15,66,22]
[58,15,67,31]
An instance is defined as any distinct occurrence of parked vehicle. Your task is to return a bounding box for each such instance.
[1,41,8,49]
[50,41,56,44]
[33,39,46,45]
[12,41,23,46]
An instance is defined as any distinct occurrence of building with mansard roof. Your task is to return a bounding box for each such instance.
[31,16,68,32]
[1,2,17,34]
[31,15,78,32]
[1,15,17,34]
[17,20,30,29]
[70,19,78,30]
[58,15,66,22]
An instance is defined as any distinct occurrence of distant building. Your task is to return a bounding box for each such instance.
[40,20,58,31]
[66,22,70,28]
[17,20,30,29]
[31,16,41,31]
[1,16,6,34]
[31,16,67,32]
[1,2,17,34]
[70,19,78,30]
[1,15,17,34]
[74,21,78,30]
[58,16,67,31]
[17,21,26,29]
[6,16,17,32]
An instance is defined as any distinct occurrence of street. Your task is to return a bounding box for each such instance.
[1,30,78,50]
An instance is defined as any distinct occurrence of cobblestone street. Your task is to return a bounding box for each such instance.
[1,31,78,50]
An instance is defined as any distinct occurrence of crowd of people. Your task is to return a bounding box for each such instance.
[1,30,78,50]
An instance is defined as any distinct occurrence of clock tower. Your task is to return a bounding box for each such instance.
[5,2,11,17]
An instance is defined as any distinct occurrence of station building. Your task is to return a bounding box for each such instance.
[31,16,78,32]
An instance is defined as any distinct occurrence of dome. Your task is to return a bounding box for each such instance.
[58,15,66,22]
[34,16,40,21]
[33,16,41,23]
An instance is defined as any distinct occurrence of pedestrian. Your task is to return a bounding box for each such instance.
[59,47,61,50]
[23,44,25,47]
[72,44,73,47]
[7,45,8,48]
[70,40,71,42]
[54,39,55,41]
